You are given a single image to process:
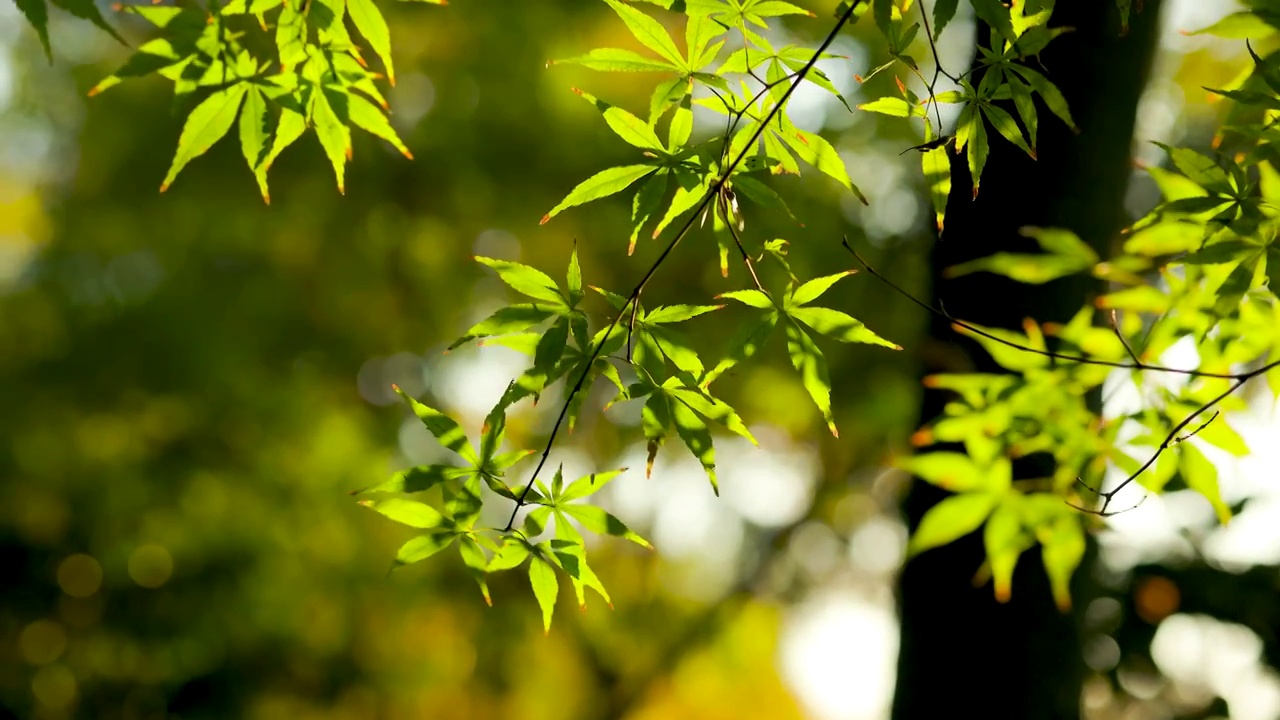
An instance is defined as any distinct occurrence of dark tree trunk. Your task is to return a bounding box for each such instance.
[892,5,1164,719]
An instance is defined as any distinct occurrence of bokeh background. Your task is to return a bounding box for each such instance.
[1,1,1278,719]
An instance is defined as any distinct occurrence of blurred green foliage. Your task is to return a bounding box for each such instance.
[0,2,925,717]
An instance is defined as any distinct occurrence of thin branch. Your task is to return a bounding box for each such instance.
[918,1,956,137]
[919,1,959,85]
[1109,308,1142,366]
[1171,410,1219,446]
[503,1,870,531]
[841,238,1247,380]
[1089,378,1252,516]
[724,208,766,292]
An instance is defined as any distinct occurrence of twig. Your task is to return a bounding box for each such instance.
[841,238,1247,380]
[1109,308,1142,366]
[1171,410,1219,446]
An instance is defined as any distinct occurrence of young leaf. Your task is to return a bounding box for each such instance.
[857,97,919,117]
[349,93,414,159]
[982,104,1034,159]
[983,498,1025,602]
[933,0,959,38]
[603,0,688,69]
[908,492,999,556]
[518,317,570,395]
[668,98,694,150]
[395,531,458,566]
[487,537,532,571]
[528,554,559,633]
[15,0,50,60]
[789,307,902,349]
[560,504,654,549]
[358,498,446,528]
[670,397,718,493]
[161,84,249,192]
[260,106,308,190]
[790,271,853,306]
[450,305,558,349]
[348,0,395,85]
[966,109,989,198]
[561,469,627,502]
[1009,65,1076,131]
[394,386,478,463]
[784,320,837,436]
[354,464,469,495]
[276,1,309,68]
[629,171,670,253]
[703,312,777,386]
[547,537,611,608]
[685,11,724,68]
[649,77,688,124]
[311,88,352,194]
[897,452,991,492]
[1154,143,1233,195]
[543,165,658,224]
[651,168,712,238]
[668,385,755,444]
[50,0,124,44]
[719,288,775,309]
[89,39,184,96]
[1180,442,1232,524]
[922,129,951,232]
[555,48,680,73]
[1007,76,1038,150]
[458,536,493,606]
[476,257,566,305]
[783,128,867,203]
[576,89,666,151]
[567,246,584,306]
[971,0,1017,46]
[239,86,271,201]
[1041,515,1085,611]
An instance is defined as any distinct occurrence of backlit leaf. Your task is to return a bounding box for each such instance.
[450,304,558,349]
[528,554,559,633]
[1041,515,1085,611]
[629,171,670,253]
[555,48,680,73]
[576,89,666,151]
[789,271,853,306]
[394,386,478,463]
[395,532,457,566]
[349,93,414,159]
[561,504,653,549]
[239,86,271,201]
[358,498,446,528]
[311,88,351,194]
[784,320,837,436]
[162,84,249,192]
[670,396,718,492]
[603,0,687,68]
[1180,442,1232,524]
[790,307,901,349]
[348,0,395,84]
[355,464,469,494]
[475,257,566,305]
[983,498,1026,603]
[543,165,658,224]
[909,492,999,556]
